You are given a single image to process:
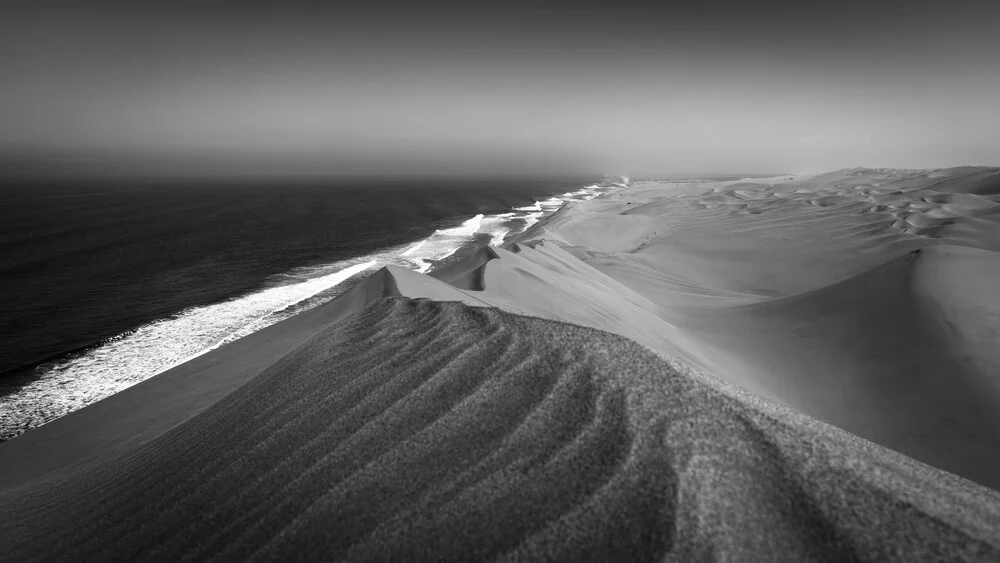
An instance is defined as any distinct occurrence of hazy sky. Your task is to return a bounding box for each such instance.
[2,1,998,177]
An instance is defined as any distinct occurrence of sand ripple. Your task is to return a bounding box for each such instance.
[3,299,999,561]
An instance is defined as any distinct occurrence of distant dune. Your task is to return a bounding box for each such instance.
[3,166,1000,560]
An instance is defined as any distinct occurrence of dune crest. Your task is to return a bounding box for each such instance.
[3,299,999,561]
[500,167,1000,490]
[3,167,1000,560]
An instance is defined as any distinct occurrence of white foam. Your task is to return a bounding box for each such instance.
[403,238,464,271]
[438,214,484,237]
[171,260,378,368]
[490,228,511,247]
[401,240,425,256]
[521,211,545,231]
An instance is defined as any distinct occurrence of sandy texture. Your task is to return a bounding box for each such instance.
[0,273,375,494]
[3,166,1000,560]
[2,299,999,561]
[509,167,1000,490]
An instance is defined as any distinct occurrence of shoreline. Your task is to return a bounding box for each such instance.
[0,176,628,488]
[4,166,1000,558]
[0,177,624,443]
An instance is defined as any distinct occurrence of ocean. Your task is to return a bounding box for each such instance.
[0,175,622,440]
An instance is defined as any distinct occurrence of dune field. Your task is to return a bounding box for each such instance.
[3,167,1000,560]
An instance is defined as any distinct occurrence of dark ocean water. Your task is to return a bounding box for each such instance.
[0,175,615,439]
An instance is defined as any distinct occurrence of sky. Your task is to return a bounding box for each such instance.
[1,0,998,178]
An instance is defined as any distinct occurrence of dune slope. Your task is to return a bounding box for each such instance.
[512,167,1000,490]
[3,298,1000,562]
[0,240,690,494]
[4,167,1000,561]
[670,247,1000,488]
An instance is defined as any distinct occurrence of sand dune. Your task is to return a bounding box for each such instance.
[3,166,1000,560]
[670,247,1000,488]
[518,167,1000,491]
[3,300,999,561]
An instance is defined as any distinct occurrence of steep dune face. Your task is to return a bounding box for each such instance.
[917,246,1000,382]
[902,166,1000,196]
[0,265,415,494]
[670,248,1000,489]
[4,166,1000,561]
[3,299,999,562]
[0,239,695,495]
[516,211,654,254]
[0,267,405,494]
[510,167,1000,490]
[428,246,498,290]
[396,241,699,367]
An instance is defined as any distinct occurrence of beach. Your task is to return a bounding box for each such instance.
[3,166,1000,560]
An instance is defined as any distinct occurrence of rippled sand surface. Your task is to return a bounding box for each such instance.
[3,300,999,561]
[3,167,1000,560]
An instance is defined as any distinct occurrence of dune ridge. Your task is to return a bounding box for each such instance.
[505,167,1000,490]
[3,299,1000,561]
[3,166,1000,560]
[667,246,1000,487]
